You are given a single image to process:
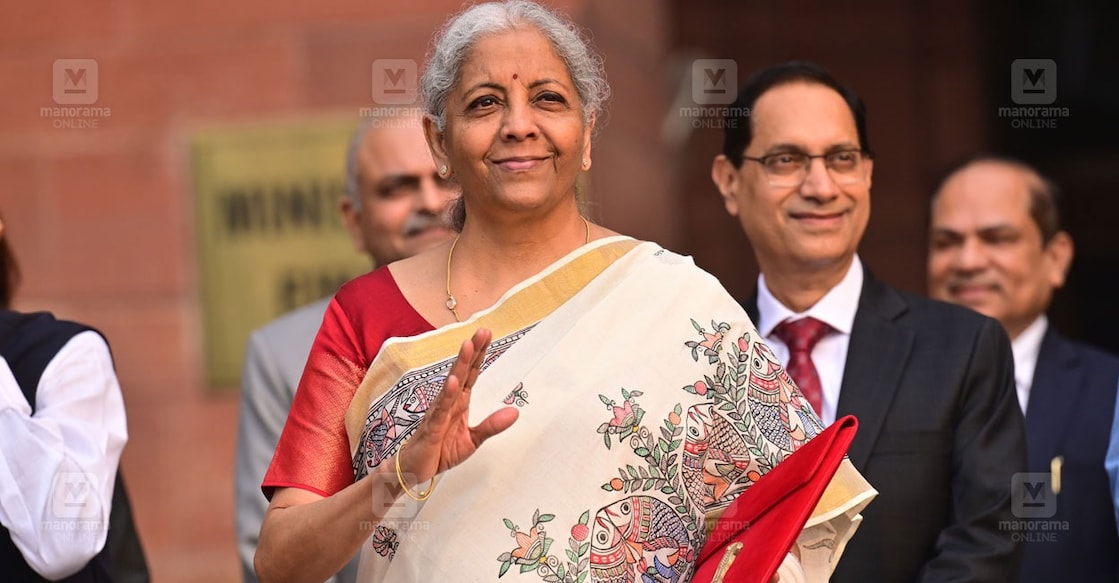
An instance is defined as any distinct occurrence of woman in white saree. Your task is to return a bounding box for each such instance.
[254,3,874,582]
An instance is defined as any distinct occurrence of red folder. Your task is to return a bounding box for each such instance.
[691,415,860,583]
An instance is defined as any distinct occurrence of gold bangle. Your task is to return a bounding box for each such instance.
[395,440,435,501]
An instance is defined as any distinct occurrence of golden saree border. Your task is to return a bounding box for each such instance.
[344,237,642,454]
[809,459,876,525]
[799,458,876,580]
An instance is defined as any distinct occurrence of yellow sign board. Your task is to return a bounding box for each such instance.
[191,115,370,388]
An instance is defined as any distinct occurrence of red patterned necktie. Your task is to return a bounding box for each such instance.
[773,317,832,418]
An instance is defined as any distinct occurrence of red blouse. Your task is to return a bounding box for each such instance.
[262,267,434,499]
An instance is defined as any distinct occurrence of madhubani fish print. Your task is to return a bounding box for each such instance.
[589,496,692,583]
[352,324,536,481]
[745,338,818,452]
[680,403,751,505]
[357,408,397,470]
[401,374,446,415]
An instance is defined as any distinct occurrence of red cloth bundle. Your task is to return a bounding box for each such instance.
[691,415,860,583]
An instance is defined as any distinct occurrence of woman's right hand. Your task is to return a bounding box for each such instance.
[394,327,519,488]
[255,329,516,583]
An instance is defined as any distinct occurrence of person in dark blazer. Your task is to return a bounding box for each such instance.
[928,155,1119,582]
[709,62,1026,582]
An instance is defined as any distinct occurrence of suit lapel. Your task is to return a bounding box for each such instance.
[742,291,759,324]
[1024,327,1082,469]
[835,273,915,468]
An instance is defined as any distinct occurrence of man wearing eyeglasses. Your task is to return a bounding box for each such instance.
[710,62,1025,583]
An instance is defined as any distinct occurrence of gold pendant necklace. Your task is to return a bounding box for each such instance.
[445,217,591,322]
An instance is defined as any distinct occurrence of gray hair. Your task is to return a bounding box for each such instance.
[344,109,427,211]
[344,120,375,211]
[420,0,610,135]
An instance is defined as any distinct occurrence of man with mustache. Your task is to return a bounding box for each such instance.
[928,155,1119,582]
[234,111,457,583]
[710,62,1025,582]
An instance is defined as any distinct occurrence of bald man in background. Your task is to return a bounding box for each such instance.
[234,112,457,583]
[928,155,1119,583]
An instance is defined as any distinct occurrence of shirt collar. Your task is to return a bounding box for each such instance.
[1011,314,1048,389]
[757,256,864,337]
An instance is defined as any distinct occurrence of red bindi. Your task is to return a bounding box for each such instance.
[512,73,518,80]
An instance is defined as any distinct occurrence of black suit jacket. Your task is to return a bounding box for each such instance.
[1019,328,1119,583]
[744,270,1026,583]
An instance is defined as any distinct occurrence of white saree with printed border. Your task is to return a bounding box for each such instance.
[346,237,875,582]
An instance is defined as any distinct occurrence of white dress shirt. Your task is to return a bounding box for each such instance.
[756,258,864,426]
[0,331,128,580]
[1010,314,1048,415]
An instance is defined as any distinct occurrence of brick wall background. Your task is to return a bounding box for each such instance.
[0,1,1112,580]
